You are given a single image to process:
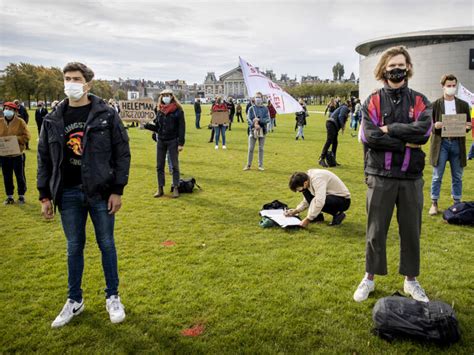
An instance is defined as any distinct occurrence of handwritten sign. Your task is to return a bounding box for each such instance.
[441,114,467,138]
[211,111,229,125]
[0,136,21,156]
[118,99,155,122]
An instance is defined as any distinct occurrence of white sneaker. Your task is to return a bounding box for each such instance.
[222,145,227,150]
[353,278,375,302]
[404,280,429,302]
[106,295,126,323]
[51,299,84,328]
[215,145,218,150]
[258,167,265,171]
[428,203,438,216]
[243,166,250,171]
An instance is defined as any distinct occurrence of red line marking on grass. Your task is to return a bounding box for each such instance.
[161,240,176,247]
[181,324,205,337]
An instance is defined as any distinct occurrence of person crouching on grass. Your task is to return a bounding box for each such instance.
[144,89,185,198]
[284,169,351,227]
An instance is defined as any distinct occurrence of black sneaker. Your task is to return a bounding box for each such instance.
[311,213,324,223]
[18,196,25,204]
[330,212,346,226]
[319,158,328,168]
[3,197,15,205]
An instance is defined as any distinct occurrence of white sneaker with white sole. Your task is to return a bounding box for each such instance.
[353,278,375,302]
[51,298,84,328]
[106,295,126,323]
[404,280,429,302]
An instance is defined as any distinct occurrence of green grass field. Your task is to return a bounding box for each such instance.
[0,105,473,354]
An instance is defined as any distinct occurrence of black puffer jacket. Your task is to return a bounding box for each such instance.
[146,107,185,145]
[37,95,131,204]
[361,83,432,179]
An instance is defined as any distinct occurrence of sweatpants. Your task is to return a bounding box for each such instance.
[365,175,423,276]
[1,154,27,196]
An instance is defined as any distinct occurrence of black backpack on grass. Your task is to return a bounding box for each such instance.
[173,178,201,193]
[372,295,460,345]
[442,201,474,225]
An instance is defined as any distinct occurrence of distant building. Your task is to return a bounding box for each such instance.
[203,67,247,99]
[356,26,474,101]
[301,75,322,85]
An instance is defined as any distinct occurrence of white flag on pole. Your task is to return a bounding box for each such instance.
[239,57,303,114]
[457,82,474,108]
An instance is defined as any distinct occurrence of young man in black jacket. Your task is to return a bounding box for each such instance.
[37,62,131,327]
[354,47,432,303]
[194,98,201,129]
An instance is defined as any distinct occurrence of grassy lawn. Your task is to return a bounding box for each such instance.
[0,104,472,353]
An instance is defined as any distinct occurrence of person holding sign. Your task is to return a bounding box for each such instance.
[354,47,432,303]
[243,92,269,171]
[144,89,185,198]
[0,102,31,205]
[429,74,472,215]
[37,62,131,327]
[211,96,229,149]
[285,170,351,227]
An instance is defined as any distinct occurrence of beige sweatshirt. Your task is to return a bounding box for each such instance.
[295,169,350,220]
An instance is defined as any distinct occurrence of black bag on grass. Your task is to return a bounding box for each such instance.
[442,201,474,225]
[372,295,460,345]
[325,151,337,167]
[262,200,288,210]
[175,178,201,193]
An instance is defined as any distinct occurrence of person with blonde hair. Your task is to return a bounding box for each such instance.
[144,89,185,198]
[354,46,432,303]
[244,92,270,171]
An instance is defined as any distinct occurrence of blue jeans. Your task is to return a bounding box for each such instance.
[215,125,226,146]
[195,113,201,128]
[469,143,474,159]
[60,187,119,302]
[296,125,304,138]
[431,139,464,201]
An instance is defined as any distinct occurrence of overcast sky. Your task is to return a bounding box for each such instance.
[2,0,472,84]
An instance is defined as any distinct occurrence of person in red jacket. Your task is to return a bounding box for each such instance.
[267,101,277,132]
[211,96,229,149]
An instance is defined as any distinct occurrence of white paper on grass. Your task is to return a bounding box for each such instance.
[239,57,303,114]
[260,209,302,228]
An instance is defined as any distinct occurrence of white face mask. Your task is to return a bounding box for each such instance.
[162,96,171,104]
[255,97,262,105]
[3,110,14,119]
[64,82,85,101]
[443,86,457,96]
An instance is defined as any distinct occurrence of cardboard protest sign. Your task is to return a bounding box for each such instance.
[119,99,155,122]
[441,114,467,138]
[211,111,229,125]
[0,136,21,156]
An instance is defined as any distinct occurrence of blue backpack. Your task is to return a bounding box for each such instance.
[442,201,474,225]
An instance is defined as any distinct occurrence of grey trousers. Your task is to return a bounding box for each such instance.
[247,135,265,168]
[157,139,180,188]
[365,175,423,276]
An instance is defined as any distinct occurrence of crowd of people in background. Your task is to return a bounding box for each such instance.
[0,46,472,329]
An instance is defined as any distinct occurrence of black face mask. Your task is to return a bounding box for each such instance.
[384,68,407,83]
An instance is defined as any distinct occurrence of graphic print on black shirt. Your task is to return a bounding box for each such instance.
[63,103,91,187]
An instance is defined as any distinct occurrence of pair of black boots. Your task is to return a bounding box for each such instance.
[319,151,339,168]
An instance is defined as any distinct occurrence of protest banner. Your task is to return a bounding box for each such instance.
[441,114,468,138]
[211,111,229,125]
[119,99,155,122]
[0,136,21,156]
[239,57,303,114]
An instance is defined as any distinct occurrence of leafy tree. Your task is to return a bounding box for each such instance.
[91,80,113,100]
